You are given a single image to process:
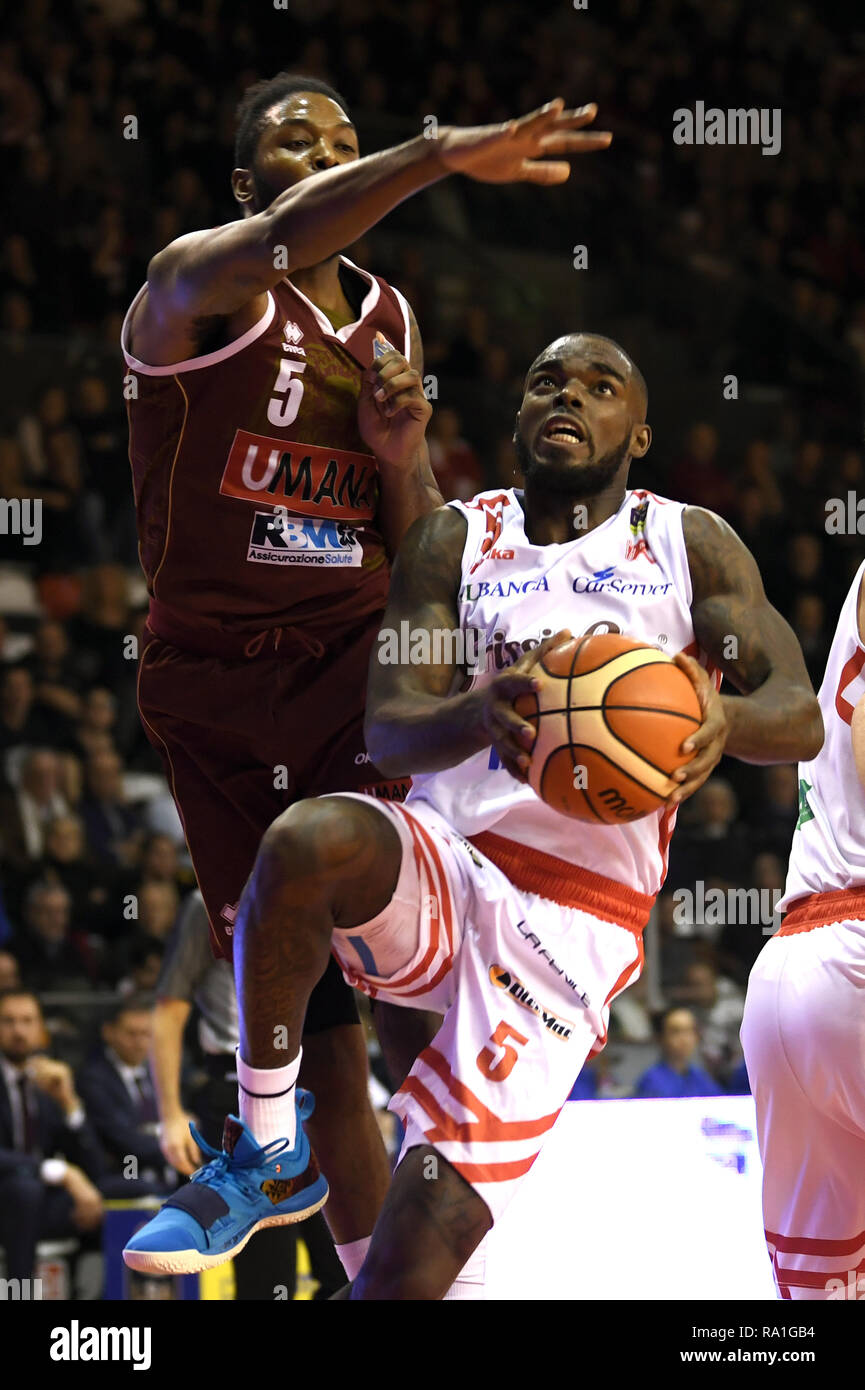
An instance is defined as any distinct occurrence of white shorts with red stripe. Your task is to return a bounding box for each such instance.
[741,889,865,1300]
[330,795,645,1225]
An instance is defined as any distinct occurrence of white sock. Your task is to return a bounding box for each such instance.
[335,1235,371,1281]
[442,1237,487,1300]
[236,1048,302,1149]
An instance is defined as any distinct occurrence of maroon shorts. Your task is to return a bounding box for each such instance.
[137,617,408,1034]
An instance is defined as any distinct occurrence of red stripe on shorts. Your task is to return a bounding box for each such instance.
[400,1046,561,1145]
[450,1154,539,1185]
[765,1226,865,1256]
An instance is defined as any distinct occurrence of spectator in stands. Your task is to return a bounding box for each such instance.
[567,1067,599,1101]
[0,988,104,1282]
[665,776,752,891]
[73,686,119,762]
[791,592,831,689]
[72,375,137,564]
[669,423,733,513]
[0,667,60,769]
[24,619,85,725]
[633,1007,723,1099]
[76,997,174,1198]
[0,747,70,872]
[715,862,783,987]
[136,880,180,941]
[13,880,95,993]
[751,851,786,938]
[79,748,143,868]
[0,614,32,666]
[0,951,20,990]
[427,406,483,503]
[750,763,800,862]
[116,936,165,997]
[35,813,113,938]
[16,384,71,480]
[655,891,700,998]
[609,969,653,1043]
[677,959,745,1079]
[137,832,182,890]
[731,485,775,581]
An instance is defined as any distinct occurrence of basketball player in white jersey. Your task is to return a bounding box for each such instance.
[124,332,822,1299]
[741,561,865,1300]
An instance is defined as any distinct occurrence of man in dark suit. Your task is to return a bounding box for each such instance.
[76,997,174,1197]
[0,988,104,1281]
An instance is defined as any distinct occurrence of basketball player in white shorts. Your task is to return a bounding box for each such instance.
[741,560,865,1301]
[126,332,822,1299]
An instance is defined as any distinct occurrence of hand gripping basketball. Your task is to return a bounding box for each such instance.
[514,634,712,823]
[478,629,574,783]
[667,652,730,805]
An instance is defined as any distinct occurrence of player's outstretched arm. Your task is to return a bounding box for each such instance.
[364,507,567,777]
[672,506,824,802]
[146,101,611,322]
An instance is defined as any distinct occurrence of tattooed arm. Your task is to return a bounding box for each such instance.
[670,506,823,803]
[365,506,567,776]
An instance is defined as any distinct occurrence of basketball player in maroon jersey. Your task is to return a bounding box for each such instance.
[121,74,613,1277]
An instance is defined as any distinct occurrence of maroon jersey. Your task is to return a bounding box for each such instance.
[121,256,412,654]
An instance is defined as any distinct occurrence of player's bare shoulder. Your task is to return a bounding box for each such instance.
[128,223,273,367]
[681,504,765,607]
[391,504,468,601]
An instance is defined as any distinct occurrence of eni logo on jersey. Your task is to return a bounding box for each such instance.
[220,429,377,521]
[489,965,574,1040]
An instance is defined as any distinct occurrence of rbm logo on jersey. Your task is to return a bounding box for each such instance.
[246,512,362,566]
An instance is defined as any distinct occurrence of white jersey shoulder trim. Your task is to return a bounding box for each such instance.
[121,284,277,376]
[285,256,382,343]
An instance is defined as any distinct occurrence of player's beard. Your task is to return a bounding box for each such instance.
[514,426,631,498]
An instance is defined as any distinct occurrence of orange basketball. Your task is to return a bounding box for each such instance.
[514,633,702,824]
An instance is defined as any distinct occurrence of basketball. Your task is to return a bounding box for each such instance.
[514,634,702,824]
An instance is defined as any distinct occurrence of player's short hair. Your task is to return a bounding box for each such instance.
[234,72,352,170]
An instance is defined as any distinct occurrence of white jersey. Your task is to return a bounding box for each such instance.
[408,487,717,900]
[779,560,865,909]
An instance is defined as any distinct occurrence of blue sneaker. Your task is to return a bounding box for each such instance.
[122,1091,328,1275]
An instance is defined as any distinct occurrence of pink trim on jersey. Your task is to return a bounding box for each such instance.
[120,286,277,375]
[390,284,413,360]
[287,255,381,342]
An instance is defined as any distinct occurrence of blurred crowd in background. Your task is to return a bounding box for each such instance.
[0,0,864,1131]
